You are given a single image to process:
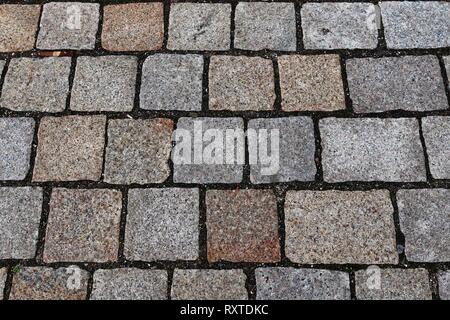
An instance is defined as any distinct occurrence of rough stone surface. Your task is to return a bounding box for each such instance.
[248,117,316,183]
[381,2,450,49]
[0,187,42,259]
[422,117,450,179]
[70,56,137,112]
[355,268,432,300]
[173,117,244,183]
[0,268,6,299]
[206,189,280,263]
[438,271,450,300]
[125,188,199,261]
[0,118,35,180]
[167,3,231,51]
[234,2,296,51]
[10,267,89,300]
[346,56,448,113]
[209,55,275,111]
[91,269,168,300]
[302,3,378,49]
[278,54,345,111]
[37,2,100,50]
[285,190,398,264]
[1,57,71,112]
[256,268,350,300]
[0,60,4,73]
[397,189,450,262]
[0,5,41,52]
[33,116,106,182]
[43,188,122,263]
[102,3,164,51]
[140,54,203,111]
[320,118,427,182]
[444,56,450,88]
[104,119,173,184]
[171,269,247,300]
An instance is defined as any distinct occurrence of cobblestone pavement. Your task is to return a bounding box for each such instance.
[0,0,449,300]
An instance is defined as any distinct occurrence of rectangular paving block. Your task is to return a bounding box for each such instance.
[171,269,247,300]
[320,118,427,182]
[173,117,244,184]
[279,54,346,112]
[33,116,106,182]
[422,117,450,179]
[43,188,122,263]
[10,267,89,300]
[1,57,72,112]
[104,119,173,184]
[209,56,275,111]
[438,271,450,300]
[167,3,231,51]
[125,188,199,261]
[397,189,450,262]
[380,2,450,49]
[256,268,350,300]
[0,187,42,259]
[70,56,137,112]
[248,117,316,183]
[0,5,41,52]
[0,118,35,180]
[91,269,167,300]
[355,268,432,300]
[301,3,378,49]
[37,2,100,50]
[206,189,280,263]
[285,190,398,264]
[0,268,6,299]
[346,56,448,113]
[102,3,164,51]
[140,54,203,111]
[234,2,296,51]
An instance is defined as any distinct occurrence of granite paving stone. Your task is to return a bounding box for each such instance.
[1,57,72,112]
[285,190,398,264]
[43,188,122,263]
[444,56,450,88]
[125,188,199,261]
[0,60,4,74]
[438,271,450,300]
[171,269,248,300]
[0,268,6,299]
[421,117,450,179]
[91,269,168,300]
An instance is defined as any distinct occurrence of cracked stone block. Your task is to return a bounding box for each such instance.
[43,188,122,263]
[397,189,450,262]
[0,268,6,299]
[285,190,398,264]
[248,117,316,183]
[279,54,346,112]
[33,116,106,182]
[70,56,137,112]
[173,117,244,184]
[256,268,350,300]
[0,187,42,259]
[37,2,100,50]
[125,188,199,261]
[91,269,167,300]
[0,5,41,52]
[301,3,378,49]
[206,189,280,263]
[438,271,450,300]
[102,3,164,51]
[381,2,450,49]
[0,118,35,180]
[171,269,247,300]
[140,54,203,111]
[422,117,450,179]
[10,267,89,300]
[104,119,173,184]
[355,268,432,300]
[167,3,231,51]
[320,118,426,182]
[1,57,71,112]
[346,56,448,113]
[234,2,296,51]
[209,55,275,111]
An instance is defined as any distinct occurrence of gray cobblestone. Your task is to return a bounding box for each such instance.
[438,271,450,300]
[422,117,450,179]
[0,268,6,299]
